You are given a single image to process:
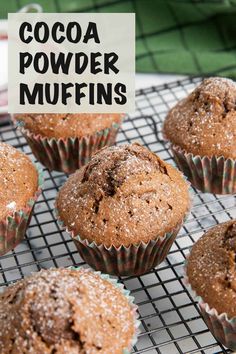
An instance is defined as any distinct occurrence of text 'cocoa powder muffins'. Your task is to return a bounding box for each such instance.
[0,142,42,255]
[0,267,139,354]
[163,77,236,194]
[56,143,190,275]
[185,220,236,350]
[14,113,124,174]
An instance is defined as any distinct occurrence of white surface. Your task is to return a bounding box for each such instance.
[135,73,186,90]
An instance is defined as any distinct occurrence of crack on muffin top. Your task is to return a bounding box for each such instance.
[223,222,236,252]
[192,78,236,113]
[56,143,190,247]
[163,77,236,158]
[187,220,236,318]
[80,143,170,198]
[221,222,236,292]
[0,268,135,354]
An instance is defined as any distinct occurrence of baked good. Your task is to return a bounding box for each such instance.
[15,113,123,139]
[187,220,236,317]
[164,77,236,159]
[0,267,138,354]
[56,143,190,275]
[0,142,41,255]
[56,142,189,246]
[14,113,123,173]
[186,220,236,350]
[163,77,236,194]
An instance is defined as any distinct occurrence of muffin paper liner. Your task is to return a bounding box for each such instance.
[16,121,123,174]
[184,259,236,350]
[170,144,236,194]
[70,266,140,353]
[56,204,188,276]
[0,166,44,256]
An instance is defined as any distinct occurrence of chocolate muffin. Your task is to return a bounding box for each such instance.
[0,268,137,354]
[0,142,41,255]
[187,220,236,317]
[14,113,123,173]
[163,77,236,194]
[56,143,190,275]
[164,77,236,158]
[186,220,236,350]
[15,113,123,140]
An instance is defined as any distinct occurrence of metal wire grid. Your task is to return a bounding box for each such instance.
[0,77,235,353]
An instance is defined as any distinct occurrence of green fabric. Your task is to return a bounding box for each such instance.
[1,0,236,77]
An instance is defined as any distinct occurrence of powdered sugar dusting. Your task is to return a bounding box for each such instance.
[164,77,236,159]
[15,113,123,139]
[6,201,16,210]
[0,142,38,219]
[0,268,135,353]
[56,143,190,247]
[187,220,236,318]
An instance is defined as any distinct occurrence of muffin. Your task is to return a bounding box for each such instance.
[0,142,42,255]
[163,77,236,194]
[56,143,190,275]
[0,267,139,353]
[14,113,124,173]
[185,220,236,350]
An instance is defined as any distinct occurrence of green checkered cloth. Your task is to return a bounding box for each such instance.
[2,0,236,77]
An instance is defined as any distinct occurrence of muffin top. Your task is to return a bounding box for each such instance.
[187,220,236,318]
[0,268,135,354]
[0,142,38,220]
[163,77,236,159]
[14,113,123,139]
[56,143,190,247]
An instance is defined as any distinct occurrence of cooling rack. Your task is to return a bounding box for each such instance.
[0,76,235,354]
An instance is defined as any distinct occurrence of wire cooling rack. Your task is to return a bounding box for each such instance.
[0,77,235,354]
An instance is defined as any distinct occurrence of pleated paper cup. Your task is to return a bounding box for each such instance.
[15,120,123,174]
[56,206,187,276]
[184,261,236,351]
[70,266,140,353]
[170,144,236,194]
[72,230,180,276]
[0,167,43,256]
